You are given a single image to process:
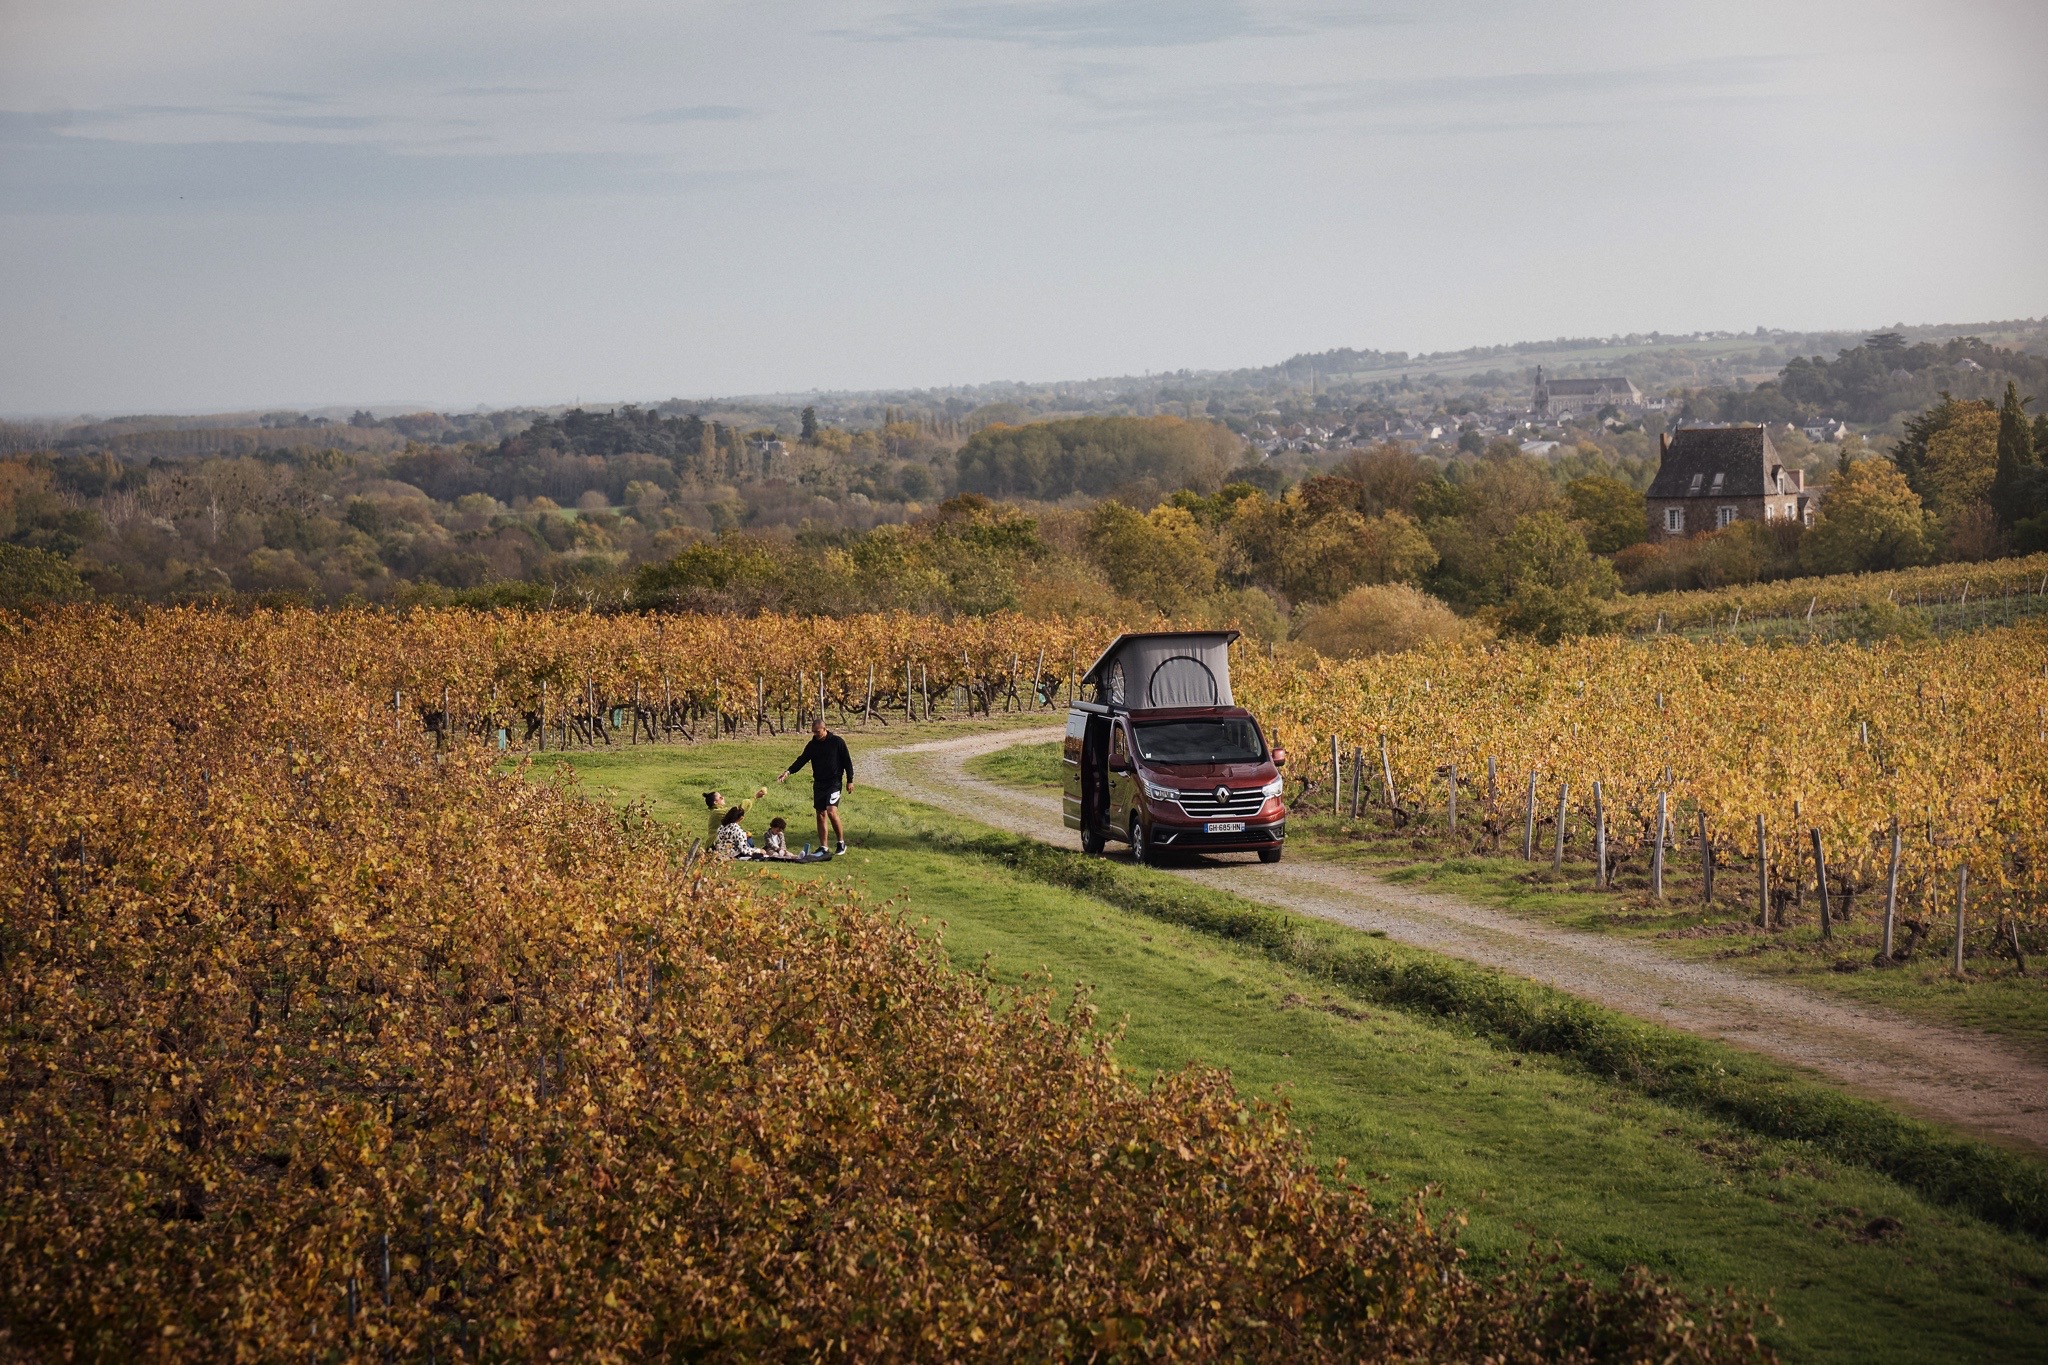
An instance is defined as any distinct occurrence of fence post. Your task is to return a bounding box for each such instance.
[1811,828,1832,940]
[1330,735,1341,817]
[1698,809,1714,902]
[1881,818,1901,962]
[1552,781,1569,871]
[1652,791,1668,900]
[1953,864,1969,975]
[1349,746,1363,818]
[1031,646,1046,709]
[1757,815,1769,928]
[1593,781,1607,888]
[1447,764,1458,833]
[1380,734,1397,811]
[1522,772,1537,859]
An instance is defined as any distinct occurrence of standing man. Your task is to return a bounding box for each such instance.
[778,720,853,856]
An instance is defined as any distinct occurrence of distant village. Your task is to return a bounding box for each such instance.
[1246,368,1851,458]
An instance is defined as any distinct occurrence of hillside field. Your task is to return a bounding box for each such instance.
[550,726,2048,1364]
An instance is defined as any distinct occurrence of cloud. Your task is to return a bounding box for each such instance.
[1056,55,1796,134]
[849,0,1383,49]
[442,86,564,98]
[635,105,754,124]
[254,113,388,130]
[0,112,760,213]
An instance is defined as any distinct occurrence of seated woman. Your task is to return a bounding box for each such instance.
[711,804,759,860]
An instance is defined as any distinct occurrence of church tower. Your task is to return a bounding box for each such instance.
[1531,365,1550,417]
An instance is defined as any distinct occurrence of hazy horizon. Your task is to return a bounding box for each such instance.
[5,0,2045,415]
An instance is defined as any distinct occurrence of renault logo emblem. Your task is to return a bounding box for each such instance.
[1214,785,1229,804]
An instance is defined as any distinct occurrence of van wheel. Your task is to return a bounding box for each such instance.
[1081,826,1105,856]
[1130,815,1154,866]
[1258,847,1283,864]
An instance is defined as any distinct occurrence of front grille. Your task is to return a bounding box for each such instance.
[1171,788,1268,819]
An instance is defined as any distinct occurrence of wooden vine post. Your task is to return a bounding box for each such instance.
[1349,746,1363,818]
[1522,772,1537,859]
[1953,864,1969,976]
[1329,735,1341,817]
[1551,781,1569,871]
[1446,764,1458,833]
[1379,734,1396,811]
[1880,818,1901,963]
[1810,828,1832,940]
[1652,791,1668,900]
[1756,817,1770,928]
[1592,780,1607,888]
[1698,810,1714,903]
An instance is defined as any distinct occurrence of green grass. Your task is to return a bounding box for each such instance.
[528,732,2048,1364]
[960,738,2048,1059]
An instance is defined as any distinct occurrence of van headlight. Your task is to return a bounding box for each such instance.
[1260,777,1285,799]
[1142,780,1178,802]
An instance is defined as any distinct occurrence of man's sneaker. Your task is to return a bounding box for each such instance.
[836,841,848,855]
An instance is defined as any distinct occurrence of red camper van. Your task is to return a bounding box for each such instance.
[1063,631,1287,864]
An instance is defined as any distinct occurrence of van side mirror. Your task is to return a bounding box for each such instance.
[1271,748,1287,768]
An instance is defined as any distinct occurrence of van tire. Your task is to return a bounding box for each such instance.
[1258,847,1282,864]
[1129,815,1154,866]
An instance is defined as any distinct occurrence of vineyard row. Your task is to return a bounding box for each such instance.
[1617,552,2048,630]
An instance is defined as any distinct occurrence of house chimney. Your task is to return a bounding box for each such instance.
[1659,431,1670,459]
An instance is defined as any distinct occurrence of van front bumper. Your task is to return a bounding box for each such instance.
[1148,817,1286,851]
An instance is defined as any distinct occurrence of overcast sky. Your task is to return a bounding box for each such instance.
[3,0,2044,415]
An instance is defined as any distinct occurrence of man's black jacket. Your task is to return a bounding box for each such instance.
[787,733,853,789]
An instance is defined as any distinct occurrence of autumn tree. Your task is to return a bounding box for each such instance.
[1564,474,1647,554]
[1085,501,1217,614]
[1800,457,1931,574]
[1989,381,2038,529]
[1494,510,1619,641]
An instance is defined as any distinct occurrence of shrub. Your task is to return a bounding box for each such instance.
[1292,583,1487,658]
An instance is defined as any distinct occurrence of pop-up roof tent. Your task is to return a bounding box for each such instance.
[1078,631,1238,711]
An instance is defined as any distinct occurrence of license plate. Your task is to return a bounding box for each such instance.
[1204,821,1246,834]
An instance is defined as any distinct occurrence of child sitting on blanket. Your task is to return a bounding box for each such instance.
[761,817,801,861]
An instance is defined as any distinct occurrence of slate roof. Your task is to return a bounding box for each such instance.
[1647,425,1782,499]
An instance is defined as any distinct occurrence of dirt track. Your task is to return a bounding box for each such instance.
[869,725,2048,1156]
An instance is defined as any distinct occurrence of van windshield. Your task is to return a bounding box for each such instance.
[1132,718,1265,765]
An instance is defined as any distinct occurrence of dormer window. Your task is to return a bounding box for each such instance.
[1687,473,1704,495]
[1709,472,1724,493]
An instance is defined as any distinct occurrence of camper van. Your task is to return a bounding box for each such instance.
[1062,631,1287,864]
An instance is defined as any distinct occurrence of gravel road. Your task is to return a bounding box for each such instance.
[869,724,2048,1156]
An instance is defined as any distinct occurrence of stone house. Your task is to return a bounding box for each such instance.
[1645,425,1811,540]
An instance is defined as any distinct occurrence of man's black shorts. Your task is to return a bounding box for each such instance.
[813,785,842,813]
